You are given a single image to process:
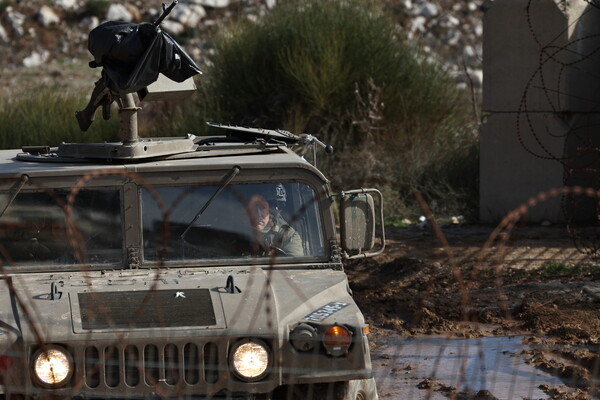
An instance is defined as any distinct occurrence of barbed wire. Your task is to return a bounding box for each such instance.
[517,0,600,259]
[1,167,599,398]
[1,2,600,397]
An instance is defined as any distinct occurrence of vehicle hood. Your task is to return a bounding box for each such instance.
[0,266,360,346]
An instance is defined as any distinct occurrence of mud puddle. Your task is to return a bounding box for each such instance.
[371,333,592,399]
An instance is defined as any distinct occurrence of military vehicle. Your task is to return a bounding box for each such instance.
[0,3,385,399]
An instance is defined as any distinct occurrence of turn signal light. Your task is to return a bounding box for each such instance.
[323,325,352,356]
[324,325,351,345]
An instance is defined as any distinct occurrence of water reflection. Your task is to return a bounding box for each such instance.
[372,334,567,400]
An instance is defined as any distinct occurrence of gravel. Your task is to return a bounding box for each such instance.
[0,0,483,91]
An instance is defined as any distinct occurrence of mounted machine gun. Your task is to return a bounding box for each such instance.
[72,1,201,158]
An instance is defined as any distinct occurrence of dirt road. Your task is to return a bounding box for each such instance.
[347,224,600,399]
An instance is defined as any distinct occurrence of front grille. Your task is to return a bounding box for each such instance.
[78,289,217,330]
[83,342,221,390]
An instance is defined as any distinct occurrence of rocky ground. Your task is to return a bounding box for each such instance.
[0,0,483,97]
[347,223,600,399]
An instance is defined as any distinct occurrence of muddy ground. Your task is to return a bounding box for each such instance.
[346,223,600,399]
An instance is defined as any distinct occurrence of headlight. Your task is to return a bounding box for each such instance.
[230,339,270,381]
[290,323,318,352]
[31,345,73,388]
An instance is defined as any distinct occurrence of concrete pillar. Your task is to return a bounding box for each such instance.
[562,3,600,223]
[480,0,600,223]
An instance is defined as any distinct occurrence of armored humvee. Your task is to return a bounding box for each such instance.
[0,4,384,398]
[0,83,384,400]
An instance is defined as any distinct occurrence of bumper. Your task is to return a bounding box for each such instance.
[2,336,372,399]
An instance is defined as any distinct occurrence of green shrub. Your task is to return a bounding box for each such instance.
[541,262,579,276]
[0,89,120,149]
[200,0,478,221]
[0,1,10,14]
[409,139,480,222]
[137,81,208,136]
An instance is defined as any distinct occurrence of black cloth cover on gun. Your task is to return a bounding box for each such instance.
[88,21,201,94]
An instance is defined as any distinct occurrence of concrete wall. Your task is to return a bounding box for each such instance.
[480,0,600,223]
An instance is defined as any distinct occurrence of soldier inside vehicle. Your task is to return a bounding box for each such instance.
[247,184,304,257]
[142,182,325,263]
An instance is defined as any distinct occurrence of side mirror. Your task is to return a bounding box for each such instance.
[339,189,385,259]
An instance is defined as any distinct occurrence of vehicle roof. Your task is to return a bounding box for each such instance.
[0,144,328,182]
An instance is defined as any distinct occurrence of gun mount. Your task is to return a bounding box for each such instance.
[68,0,202,160]
[21,0,337,165]
[67,74,198,160]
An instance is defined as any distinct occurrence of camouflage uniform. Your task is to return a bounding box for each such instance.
[258,212,304,257]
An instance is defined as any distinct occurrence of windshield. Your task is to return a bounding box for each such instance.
[142,182,326,262]
[0,188,122,266]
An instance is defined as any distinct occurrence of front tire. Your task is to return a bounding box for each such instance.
[345,378,379,400]
[271,378,379,399]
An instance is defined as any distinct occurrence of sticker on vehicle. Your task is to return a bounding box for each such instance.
[304,302,349,322]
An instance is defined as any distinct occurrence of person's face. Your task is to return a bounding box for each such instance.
[250,197,271,230]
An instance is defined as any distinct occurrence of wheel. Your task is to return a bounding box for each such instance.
[271,379,379,400]
[269,245,288,256]
[345,378,379,400]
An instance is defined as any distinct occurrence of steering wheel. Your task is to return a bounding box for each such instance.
[269,245,288,256]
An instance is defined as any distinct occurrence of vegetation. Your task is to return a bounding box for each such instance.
[0,0,479,222]
[200,0,479,222]
[0,89,120,149]
[0,1,10,14]
[541,262,579,276]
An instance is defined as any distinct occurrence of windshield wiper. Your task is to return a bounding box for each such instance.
[180,166,241,240]
[0,175,29,219]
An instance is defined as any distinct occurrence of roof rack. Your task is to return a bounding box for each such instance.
[201,123,334,167]
[200,123,302,146]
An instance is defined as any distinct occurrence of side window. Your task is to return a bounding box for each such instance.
[142,182,326,262]
[0,188,123,266]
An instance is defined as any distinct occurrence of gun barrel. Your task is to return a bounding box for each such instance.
[154,0,178,27]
